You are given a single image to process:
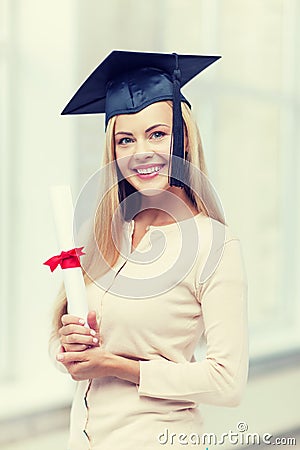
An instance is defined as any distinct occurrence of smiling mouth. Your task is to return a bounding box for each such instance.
[134,165,165,175]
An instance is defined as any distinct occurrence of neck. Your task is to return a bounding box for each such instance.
[135,186,198,226]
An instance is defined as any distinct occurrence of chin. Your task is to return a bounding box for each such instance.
[139,188,168,197]
[133,181,170,196]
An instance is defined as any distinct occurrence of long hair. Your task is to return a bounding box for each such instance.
[49,101,225,343]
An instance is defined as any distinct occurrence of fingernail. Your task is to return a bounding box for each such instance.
[57,354,64,361]
[92,337,98,344]
[90,329,96,336]
[79,319,85,325]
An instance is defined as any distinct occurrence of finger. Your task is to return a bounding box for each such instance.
[61,314,85,326]
[62,343,89,352]
[87,311,101,346]
[59,324,95,337]
[57,351,87,364]
[87,311,99,334]
[60,333,98,346]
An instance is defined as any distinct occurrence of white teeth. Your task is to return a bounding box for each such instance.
[136,166,162,174]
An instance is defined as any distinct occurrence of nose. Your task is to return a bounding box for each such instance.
[132,139,154,161]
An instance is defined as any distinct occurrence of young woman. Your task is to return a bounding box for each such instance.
[50,51,249,449]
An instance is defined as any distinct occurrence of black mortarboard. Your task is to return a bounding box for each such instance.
[61,50,221,187]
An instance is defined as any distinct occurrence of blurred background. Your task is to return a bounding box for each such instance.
[0,0,299,449]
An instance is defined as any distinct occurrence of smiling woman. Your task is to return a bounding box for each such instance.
[49,50,249,450]
[114,102,172,191]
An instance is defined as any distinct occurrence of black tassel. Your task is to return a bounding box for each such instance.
[169,53,185,188]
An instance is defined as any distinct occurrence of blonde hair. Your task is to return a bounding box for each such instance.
[50,101,225,342]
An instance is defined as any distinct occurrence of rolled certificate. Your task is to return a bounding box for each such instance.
[44,185,88,321]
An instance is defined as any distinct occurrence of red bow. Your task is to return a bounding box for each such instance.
[43,247,85,272]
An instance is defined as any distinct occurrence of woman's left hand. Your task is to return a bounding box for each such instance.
[56,347,114,381]
[56,348,140,384]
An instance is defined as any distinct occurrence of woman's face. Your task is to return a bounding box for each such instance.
[114,101,173,195]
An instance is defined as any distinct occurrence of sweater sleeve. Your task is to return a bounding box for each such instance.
[137,238,249,407]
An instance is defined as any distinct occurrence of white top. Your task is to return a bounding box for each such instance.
[55,212,249,449]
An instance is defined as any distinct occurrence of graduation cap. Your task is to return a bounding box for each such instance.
[62,50,221,187]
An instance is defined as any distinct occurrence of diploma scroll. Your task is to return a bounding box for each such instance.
[47,185,88,321]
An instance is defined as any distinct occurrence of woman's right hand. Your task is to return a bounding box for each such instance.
[59,310,101,352]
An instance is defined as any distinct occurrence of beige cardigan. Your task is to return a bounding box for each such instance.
[54,213,249,449]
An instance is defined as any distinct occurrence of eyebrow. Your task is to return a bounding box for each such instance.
[114,123,170,136]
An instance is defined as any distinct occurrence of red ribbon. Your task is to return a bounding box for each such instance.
[43,247,85,272]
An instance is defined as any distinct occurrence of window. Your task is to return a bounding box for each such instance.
[0,0,77,418]
[168,0,300,360]
[0,0,10,382]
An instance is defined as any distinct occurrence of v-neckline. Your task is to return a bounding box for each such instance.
[129,220,151,254]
